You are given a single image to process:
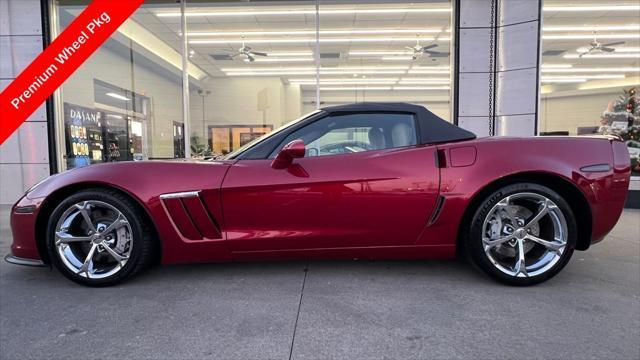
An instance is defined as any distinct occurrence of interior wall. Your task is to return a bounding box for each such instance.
[539,88,623,135]
[189,77,305,142]
[61,40,184,159]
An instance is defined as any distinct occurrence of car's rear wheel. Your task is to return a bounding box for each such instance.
[46,189,153,286]
[466,183,577,285]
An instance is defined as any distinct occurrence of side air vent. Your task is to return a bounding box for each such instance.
[428,195,446,226]
[160,191,222,240]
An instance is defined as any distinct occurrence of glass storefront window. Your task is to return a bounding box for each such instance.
[52,0,455,167]
[540,0,640,176]
[318,1,452,120]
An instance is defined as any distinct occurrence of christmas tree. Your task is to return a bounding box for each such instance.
[614,87,639,176]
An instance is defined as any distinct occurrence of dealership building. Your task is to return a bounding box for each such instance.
[1,0,639,206]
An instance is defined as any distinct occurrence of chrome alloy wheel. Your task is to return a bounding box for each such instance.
[54,200,133,279]
[481,192,568,278]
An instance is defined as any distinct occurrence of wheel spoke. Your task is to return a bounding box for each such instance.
[75,202,97,233]
[101,241,128,264]
[483,234,515,248]
[101,213,129,236]
[77,243,98,277]
[525,199,551,229]
[55,231,91,245]
[514,238,528,277]
[527,235,565,253]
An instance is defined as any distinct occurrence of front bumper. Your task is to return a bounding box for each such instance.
[4,254,46,267]
[9,195,45,261]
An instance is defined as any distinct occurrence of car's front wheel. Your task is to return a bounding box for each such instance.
[46,188,153,286]
[466,183,577,285]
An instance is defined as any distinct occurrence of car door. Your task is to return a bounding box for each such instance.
[220,112,440,252]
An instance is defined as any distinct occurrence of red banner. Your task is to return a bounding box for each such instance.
[0,0,144,145]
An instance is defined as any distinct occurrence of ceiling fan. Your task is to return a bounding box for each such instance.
[579,31,625,57]
[406,33,448,60]
[231,35,268,62]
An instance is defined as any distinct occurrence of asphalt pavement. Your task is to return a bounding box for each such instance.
[1,205,638,359]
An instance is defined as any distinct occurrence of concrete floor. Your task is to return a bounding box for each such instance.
[1,205,638,359]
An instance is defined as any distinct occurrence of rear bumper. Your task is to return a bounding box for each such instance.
[4,254,46,267]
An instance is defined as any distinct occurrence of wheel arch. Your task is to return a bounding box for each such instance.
[34,182,162,265]
[456,171,593,256]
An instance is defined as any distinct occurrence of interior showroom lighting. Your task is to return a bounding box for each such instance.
[542,34,640,40]
[264,51,313,56]
[221,65,425,71]
[541,78,587,83]
[350,51,414,56]
[541,74,626,80]
[252,58,315,63]
[563,53,640,59]
[541,64,573,68]
[156,8,451,17]
[542,5,640,12]
[576,47,640,53]
[190,37,448,45]
[543,25,640,32]
[541,67,640,73]
[224,70,410,76]
[319,86,449,91]
[382,56,423,61]
[189,29,447,37]
[393,86,450,90]
[105,93,131,101]
[320,86,392,91]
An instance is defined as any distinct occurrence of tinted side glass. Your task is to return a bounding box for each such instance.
[271,113,417,158]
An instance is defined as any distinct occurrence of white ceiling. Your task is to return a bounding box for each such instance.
[124,0,639,93]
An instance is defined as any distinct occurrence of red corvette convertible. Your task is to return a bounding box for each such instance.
[6,103,631,286]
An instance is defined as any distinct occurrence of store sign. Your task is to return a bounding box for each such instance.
[0,0,143,145]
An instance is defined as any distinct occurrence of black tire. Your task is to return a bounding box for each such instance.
[46,188,153,286]
[465,182,577,286]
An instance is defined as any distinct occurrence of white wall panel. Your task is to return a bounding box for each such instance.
[458,72,491,117]
[0,35,42,78]
[0,80,46,122]
[459,0,493,28]
[499,0,539,27]
[0,164,49,205]
[497,21,539,71]
[459,28,492,73]
[496,114,536,136]
[0,0,42,36]
[458,117,490,137]
[496,68,537,116]
[0,122,49,164]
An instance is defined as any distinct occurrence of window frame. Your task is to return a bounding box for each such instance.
[267,111,420,159]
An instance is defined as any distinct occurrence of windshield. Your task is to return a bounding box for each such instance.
[222,110,322,160]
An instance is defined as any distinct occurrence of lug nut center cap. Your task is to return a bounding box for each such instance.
[514,228,527,240]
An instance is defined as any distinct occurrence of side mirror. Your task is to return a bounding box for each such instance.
[271,139,305,169]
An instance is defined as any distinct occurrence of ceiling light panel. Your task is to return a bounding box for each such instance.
[563,53,640,59]
[543,5,640,12]
[543,25,640,32]
[542,67,639,73]
[189,29,448,37]
[190,37,450,45]
[542,34,640,40]
[541,74,626,80]
[156,8,451,17]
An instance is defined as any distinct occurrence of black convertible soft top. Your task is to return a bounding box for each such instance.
[234,102,476,159]
[321,102,476,144]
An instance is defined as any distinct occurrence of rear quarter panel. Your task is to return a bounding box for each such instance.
[418,136,629,247]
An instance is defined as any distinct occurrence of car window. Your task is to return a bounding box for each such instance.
[271,113,417,158]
